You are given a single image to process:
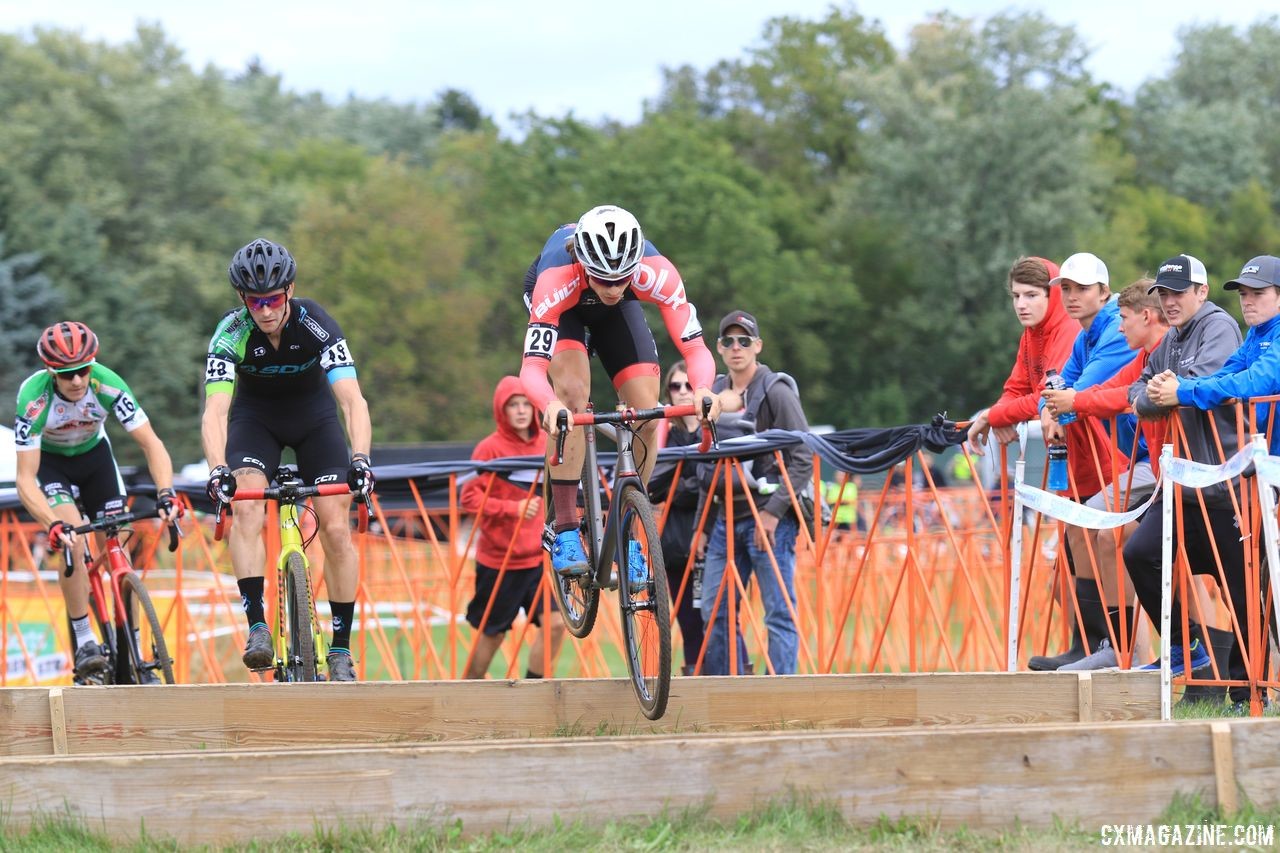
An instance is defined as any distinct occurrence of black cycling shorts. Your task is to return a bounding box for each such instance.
[466,562,559,635]
[557,298,660,385]
[37,437,126,518]
[227,392,348,485]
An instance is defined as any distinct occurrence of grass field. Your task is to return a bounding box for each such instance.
[2,793,1277,851]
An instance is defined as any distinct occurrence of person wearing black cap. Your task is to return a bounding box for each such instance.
[699,310,811,676]
[1145,255,1280,712]
[1123,255,1244,684]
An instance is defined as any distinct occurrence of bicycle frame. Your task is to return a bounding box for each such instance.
[215,470,370,683]
[64,506,180,685]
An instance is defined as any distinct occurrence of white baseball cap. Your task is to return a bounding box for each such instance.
[1050,252,1109,287]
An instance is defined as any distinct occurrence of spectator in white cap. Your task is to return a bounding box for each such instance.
[1029,252,1135,670]
[1124,254,1247,701]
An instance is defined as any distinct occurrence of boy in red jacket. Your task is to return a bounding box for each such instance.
[460,377,565,679]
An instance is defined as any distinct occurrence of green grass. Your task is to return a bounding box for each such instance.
[0,797,1098,852]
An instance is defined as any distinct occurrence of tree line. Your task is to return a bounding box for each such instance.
[2,8,1279,465]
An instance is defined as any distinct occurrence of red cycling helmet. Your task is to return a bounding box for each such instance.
[37,321,100,371]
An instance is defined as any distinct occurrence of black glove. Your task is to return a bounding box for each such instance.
[207,465,236,504]
[48,520,71,549]
[156,487,179,518]
[347,453,374,496]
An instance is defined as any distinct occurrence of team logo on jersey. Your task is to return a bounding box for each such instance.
[533,279,579,319]
[23,397,47,421]
[630,262,687,310]
[254,346,266,357]
[301,315,329,341]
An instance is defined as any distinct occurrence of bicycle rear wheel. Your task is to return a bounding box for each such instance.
[616,485,671,720]
[545,466,600,638]
[120,571,175,684]
[285,553,318,682]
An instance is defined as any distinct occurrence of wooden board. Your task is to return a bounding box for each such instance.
[0,671,1159,756]
[1,717,1276,845]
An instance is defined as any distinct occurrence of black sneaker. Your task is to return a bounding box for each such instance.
[327,652,357,682]
[73,641,109,680]
[1228,698,1273,716]
[242,624,274,670]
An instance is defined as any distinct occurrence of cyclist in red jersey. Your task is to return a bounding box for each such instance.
[520,205,720,576]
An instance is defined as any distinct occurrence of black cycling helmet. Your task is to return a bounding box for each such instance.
[228,238,297,294]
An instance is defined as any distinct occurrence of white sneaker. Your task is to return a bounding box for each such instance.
[1059,639,1117,671]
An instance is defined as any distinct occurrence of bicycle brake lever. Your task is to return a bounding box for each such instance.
[167,521,183,553]
[555,410,569,465]
[63,545,75,578]
[213,502,227,542]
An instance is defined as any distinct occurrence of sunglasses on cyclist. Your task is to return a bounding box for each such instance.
[54,364,92,379]
[244,291,289,311]
[667,381,693,394]
[718,335,757,349]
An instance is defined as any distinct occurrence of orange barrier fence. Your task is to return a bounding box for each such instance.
[2,405,1277,700]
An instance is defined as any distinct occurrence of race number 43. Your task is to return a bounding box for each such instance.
[523,324,558,359]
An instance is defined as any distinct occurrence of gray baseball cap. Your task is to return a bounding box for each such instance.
[1224,255,1280,291]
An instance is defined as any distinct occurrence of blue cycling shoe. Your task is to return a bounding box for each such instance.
[627,540,649,592]
[1137,638,1211,676]
[552,530,589,577]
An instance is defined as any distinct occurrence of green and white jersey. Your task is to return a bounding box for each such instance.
[14,364,148,456]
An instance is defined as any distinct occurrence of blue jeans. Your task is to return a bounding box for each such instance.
[700,513,799,675]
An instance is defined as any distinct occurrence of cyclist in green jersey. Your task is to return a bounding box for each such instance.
[14,321,178,681]
[201,238,373,683]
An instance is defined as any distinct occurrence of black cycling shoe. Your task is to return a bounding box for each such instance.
[242,624,274,670]
[326,652,357,682]
[135,667,162,686]
[73,641,109,680]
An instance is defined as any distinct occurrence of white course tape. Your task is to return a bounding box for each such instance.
[1255,454,1280,488]
[1015,481,1158,529]
[1163,444,1254,489]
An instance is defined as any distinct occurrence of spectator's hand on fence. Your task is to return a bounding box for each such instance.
[519,496,542,520]
[966,409,992,455]
[991,424,1018,447]
[206,465,236,505]
[1147,371,1181,407]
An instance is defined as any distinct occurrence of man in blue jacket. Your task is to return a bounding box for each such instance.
[1031,252,1134,670]
[1147,255,1280,711]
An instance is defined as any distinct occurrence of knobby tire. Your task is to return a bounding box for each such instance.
[617,485,671,720]
[120,571,175,684]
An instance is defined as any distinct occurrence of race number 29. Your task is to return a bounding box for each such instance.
[523,324,558,359]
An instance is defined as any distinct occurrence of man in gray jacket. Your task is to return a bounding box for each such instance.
[700,310,812,675]
[1123,255,1244,683]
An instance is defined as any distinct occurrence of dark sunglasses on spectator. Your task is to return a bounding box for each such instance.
[55,365,92,379]
[245,292,288,311]
[667,381,693,393]
[718,335,756,349]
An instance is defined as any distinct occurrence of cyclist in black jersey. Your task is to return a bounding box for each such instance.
[201,238,374,683]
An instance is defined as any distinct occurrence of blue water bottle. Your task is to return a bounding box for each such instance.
[1044,369,1077,425]
[1047,444,1069,491]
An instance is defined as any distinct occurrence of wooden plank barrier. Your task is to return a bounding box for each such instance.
[1,718,1276,845]
[0,671,1158,757]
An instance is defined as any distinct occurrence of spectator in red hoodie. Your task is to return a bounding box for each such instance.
[966,255,1118,670]
[460,377,564,679]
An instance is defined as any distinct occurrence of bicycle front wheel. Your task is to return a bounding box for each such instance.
[545,468,600,638]
[616,485,671,720]
[120,571,175,684]
[285,553,317,682]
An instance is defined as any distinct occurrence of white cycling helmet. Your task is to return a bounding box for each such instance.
[573,205,645,281]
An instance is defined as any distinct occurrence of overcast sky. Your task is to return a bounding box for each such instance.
[0,1,1273,127]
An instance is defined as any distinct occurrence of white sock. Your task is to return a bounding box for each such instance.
[71,615,96,649]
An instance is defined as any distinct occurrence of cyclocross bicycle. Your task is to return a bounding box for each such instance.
[214,467,370,683]
[62,504,182,685]
[546,401,712,719]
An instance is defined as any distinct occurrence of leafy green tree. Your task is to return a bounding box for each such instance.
[0,235,60,400]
